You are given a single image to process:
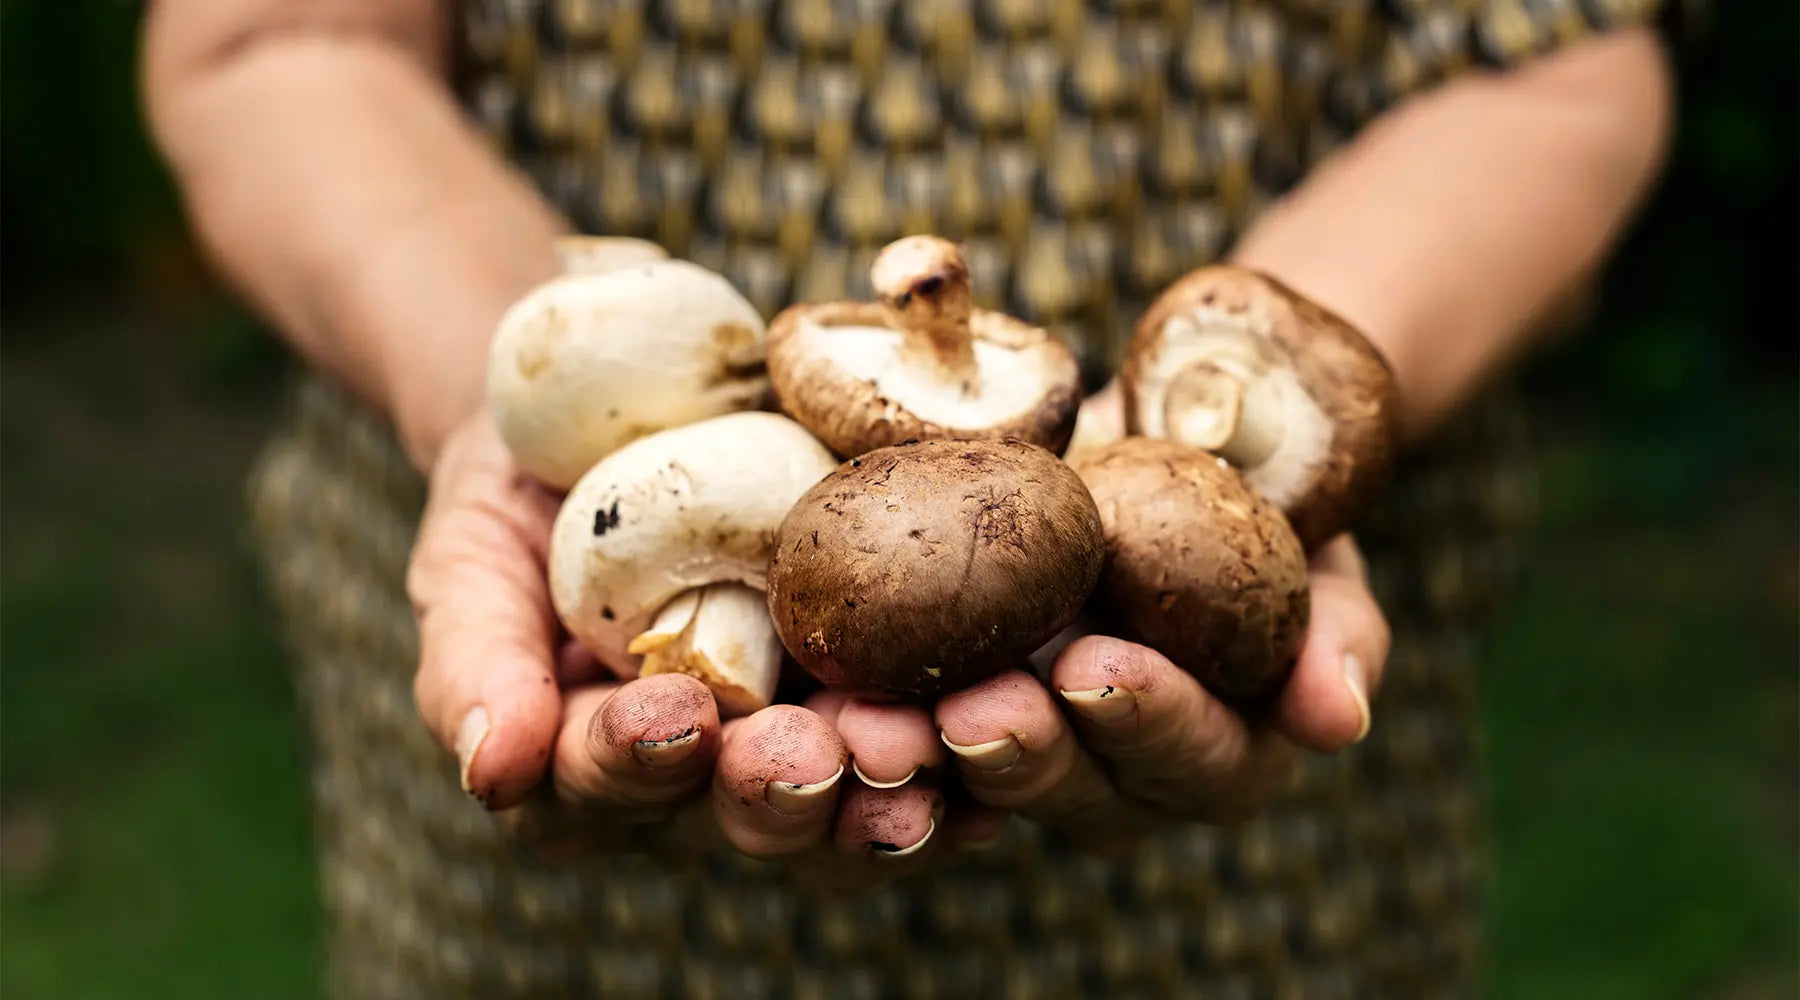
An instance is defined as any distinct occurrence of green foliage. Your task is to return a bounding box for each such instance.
[0,0,183,303]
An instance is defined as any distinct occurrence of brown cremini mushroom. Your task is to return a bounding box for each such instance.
[1123,266,1400,551]
[1069,437,1310,705]
[766,235,1083,459]
[766,437,1104,700]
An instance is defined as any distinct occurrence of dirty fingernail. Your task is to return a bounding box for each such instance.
[1343,654,1372,743]
[870,818,935,859]
[1059,686,1137,723]
[766,764,845,816]
[941,732,1023,771]
[456,707,490,795]
[852,761,921,789]
[633,727,702,767]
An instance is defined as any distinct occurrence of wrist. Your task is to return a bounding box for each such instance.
[358,220,564,473]
[1225,232,1435,440]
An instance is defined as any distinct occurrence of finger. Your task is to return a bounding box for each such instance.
[408,416,564,810]
[835,699,944,787]
[833,778,942,859]
[1051,635,1295,826]
[935,670,1156,840]
[794,778,944,896]
[554,673,721,815]
[713,705,848,860]
[554,636,610,688]
[647,793,729,863]
[941,797,1012,852]
[1275,535,1392,752]
[802,689,853,729]
[794,779,947,897]
[493,686,624,857]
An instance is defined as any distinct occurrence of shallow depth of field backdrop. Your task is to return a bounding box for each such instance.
[2,5,1794,999]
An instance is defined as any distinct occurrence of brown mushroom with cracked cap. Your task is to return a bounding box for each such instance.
[548,411,840,717]
[766,235,1083,459]
[1123,266,1400,551]
[766,437,1105,700]
[487,255,771,491]
[1069,437,1310,705]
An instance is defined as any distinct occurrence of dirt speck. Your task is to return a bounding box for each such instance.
[592,499,622,536]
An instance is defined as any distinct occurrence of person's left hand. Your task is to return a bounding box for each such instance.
[815,383,1390,855]
[815,532,1385,856]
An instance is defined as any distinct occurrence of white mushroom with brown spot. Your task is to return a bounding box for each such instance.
[1123,265,1401,551]
[486,257,772,491]
[548,411,839,718]
[552,234,670,275]
[766,235,1083,459]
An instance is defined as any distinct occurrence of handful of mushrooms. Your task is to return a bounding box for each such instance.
[488,236,833,716]
[1071,266,1400,701]
[485,232,1398,721]
[762,236,1104,700]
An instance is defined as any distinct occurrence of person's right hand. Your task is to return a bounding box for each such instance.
[404,409,999,879]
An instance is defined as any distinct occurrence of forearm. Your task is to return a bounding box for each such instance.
[1231,28,1674,438]
[143,1,566,468]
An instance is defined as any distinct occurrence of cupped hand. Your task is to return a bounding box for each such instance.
[940,534,1387,853]
[404,409,995,889]
[920,378,1390,851]
[816,531,1387,858]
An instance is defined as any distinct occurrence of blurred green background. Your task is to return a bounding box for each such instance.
[2,4,1794,998]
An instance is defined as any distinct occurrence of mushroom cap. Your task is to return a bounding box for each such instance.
[487,259,771,491]
[766,437,1105,700]
[548,411,839,677]
[1123,266,1399,551]
[553,235,669,275]
[767,302,1082,459]
[1070,437,1310,704]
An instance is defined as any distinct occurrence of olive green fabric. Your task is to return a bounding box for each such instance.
[249,2,1682,996]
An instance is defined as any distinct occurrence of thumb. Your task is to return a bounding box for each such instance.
[1274,535,1391,752]
[407,412,564,809]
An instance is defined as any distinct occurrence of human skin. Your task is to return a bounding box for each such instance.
[143,0,1672,888]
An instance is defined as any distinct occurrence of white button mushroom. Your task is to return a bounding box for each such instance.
[552,234,670,275]
[1123,266,1400,551]
[486,258,773,491]
[766,235,1083,459]
[547,411,839,717]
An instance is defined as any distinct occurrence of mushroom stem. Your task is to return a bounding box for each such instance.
[870,235,980,388]
[888,283,976,385]
[627,583,783,718]
[1162,360,1286,470]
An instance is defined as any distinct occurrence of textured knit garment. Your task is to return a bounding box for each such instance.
[249,2,1687,997]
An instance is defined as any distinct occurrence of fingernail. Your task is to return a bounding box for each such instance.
[941,732,1023,771]
[455,707,490,795]
[766,764,844,816]
[851,761,921,789]
[1342,654,1372,743]
[632,727,702,767]
[870,818,935,859]
[1059,685,1137,723]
